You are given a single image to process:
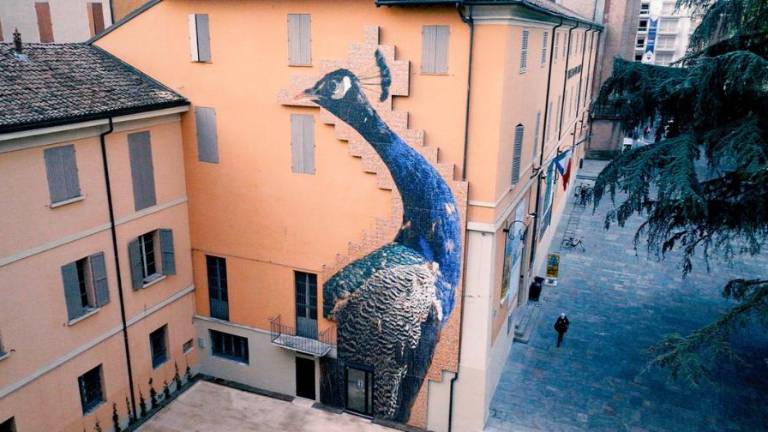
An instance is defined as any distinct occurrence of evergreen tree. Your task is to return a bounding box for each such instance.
[593,0,767,384]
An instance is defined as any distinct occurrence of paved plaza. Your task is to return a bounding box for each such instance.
[487,161,768,432]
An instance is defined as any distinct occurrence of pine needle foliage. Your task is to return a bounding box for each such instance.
[593,0,768,384]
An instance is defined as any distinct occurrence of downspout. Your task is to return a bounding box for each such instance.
[448,4,472,432]
[99,118,138,420]
[528,17,563,271]
[586,30,602,155]
[574,26,592,143]
[557,21,579,142]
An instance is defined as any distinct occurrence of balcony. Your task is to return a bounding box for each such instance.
[269,315,336,357]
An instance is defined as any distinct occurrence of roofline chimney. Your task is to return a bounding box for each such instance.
[13,28,22,53]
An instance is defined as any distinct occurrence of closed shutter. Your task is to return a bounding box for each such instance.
[128,238,143,289]
[512,125,524,184]
[35,2,54,43]
[195,107,219,163]
[532,111,541,159]
[288,14,311,65]
[44,145,80,203]
[61,262,83,320]
[554,33,559,63]
[90,252,109,307]
[546,101,553,141]
[434,26,449,73]
[422,25,449,74]
[541,32,548,65]
[290,114,315,174]
[556,95,563,135]
[196,14,211,62]
[128,131,157,211]
[520,29,529,72]
[159,229,176,275]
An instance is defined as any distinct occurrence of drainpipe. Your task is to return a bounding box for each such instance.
[574,26,592,143]
[99,118,138,420]
[557,21,579,142]
[448,4,472,432]
[527,17,564,271]
[586,30,602,155]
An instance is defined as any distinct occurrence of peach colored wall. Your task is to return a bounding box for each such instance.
[0,116,197,432]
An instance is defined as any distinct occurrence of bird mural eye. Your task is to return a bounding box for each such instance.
[331,76,352,100]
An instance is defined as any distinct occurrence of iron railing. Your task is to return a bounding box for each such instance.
[269,315,336,356]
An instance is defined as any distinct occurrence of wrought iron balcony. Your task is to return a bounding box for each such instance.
[269,315,336,357]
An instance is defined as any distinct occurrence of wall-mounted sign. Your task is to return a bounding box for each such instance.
[545,253,560,280]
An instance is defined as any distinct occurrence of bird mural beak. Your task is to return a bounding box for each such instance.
[294,87,316,102]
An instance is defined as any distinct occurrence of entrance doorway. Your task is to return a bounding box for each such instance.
[345,366,373,416]
[295,356,316,400]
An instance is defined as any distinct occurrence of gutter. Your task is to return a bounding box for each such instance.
[448,6,473,431]
[574,26,593,142]
[528,17,564,271]
[557,21,579,141]
[99,118,138,421]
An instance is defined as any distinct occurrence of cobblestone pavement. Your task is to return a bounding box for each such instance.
[486,161,768,432]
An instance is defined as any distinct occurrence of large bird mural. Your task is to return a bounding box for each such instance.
[300,50,462,422]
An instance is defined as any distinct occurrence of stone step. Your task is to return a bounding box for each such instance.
[513,302,542,344]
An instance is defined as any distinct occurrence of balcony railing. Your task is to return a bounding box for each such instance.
[269,315,336,357]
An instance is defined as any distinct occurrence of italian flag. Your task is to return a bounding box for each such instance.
[554,150,572,191]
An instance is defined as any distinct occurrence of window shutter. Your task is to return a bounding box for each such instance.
[159,229,176,276]
[195,107,219,163]
[554,33,559,63]
[196,14,211,62]
[61,262,83,320]
[188,14,199,61]
[546,101,553,142]
[60,145,81,200]
[35,2,54,43]
[520,30,529,72]
[533,111,541,159]
[512,125,524,184]
[128,131,157,211]
[288,14,310,65]
[421,25,436,73]
[90,252,109,307]
[434,26,449,73]
[556,95,563,135]
[128,238,143,289]
[290,114,314,174]
[541,31,548,65]
[44,145,80,203]
[88,2,105,36]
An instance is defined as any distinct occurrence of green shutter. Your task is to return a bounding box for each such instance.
[90,252,110,307]
[61,262,83,320]
[128,238,144,289]
[159,229,176,275]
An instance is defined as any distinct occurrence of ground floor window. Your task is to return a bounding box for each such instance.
[210,330,249,364]
[150,325,168,368]
[345,366,373,416]
[78,365,104,414]
[0,417,16,432]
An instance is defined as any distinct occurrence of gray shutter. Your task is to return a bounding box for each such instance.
[90,252,109,307]
[44,145,80,203]
[291,114,314,174]
[520,30,529,71]
[60,145,81,200]
[195,107,219,163]
[434,25,449,73]
[159,229,176,276]
[421,25,436,73]
[541,32,548,65]
[196,14,211,62]
[546,101,553,141]
[128,238,144,289]
[128,131,157,211]
[288,14,310,65]
[512,125,524,184]
[533,111,541,159]
[61,262,83,320]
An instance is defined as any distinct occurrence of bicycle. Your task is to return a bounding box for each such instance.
[561,236,586,251]
[574,183,593,207]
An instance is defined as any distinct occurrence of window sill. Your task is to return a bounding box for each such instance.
[82,400,105,416]
[0,351,10,362]
[67,308,100,326]
[142,274,167,289]
[49,195,85,209]
[288,63,313,67]
[420,72,449,76]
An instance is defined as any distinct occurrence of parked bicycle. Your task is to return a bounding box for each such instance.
[561,236,586,251]
[574,183,593,207]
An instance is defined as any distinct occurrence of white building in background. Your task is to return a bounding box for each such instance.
[633,0,701,66]
[0,0,112,43]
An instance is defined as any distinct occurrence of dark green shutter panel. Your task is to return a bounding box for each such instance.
[512,125,524,184]
[159,229,176,275]
[128,131,157,211]
[128,238,144,289]
[90,252,109,307]
[61,262,83,320]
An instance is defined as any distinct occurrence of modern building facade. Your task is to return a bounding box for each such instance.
[0,0,113,43]
[0,43,196,432]
[634,0,701,66]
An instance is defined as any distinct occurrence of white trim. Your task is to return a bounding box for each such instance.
[141,274,167,289]
[49,195,86,209]
[0,284,195,399]
[0,196,188,268]
[66,308,101,326]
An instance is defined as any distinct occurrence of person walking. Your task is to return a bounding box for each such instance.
[554,313,570,347]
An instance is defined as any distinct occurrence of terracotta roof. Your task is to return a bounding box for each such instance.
[0,43,187,133]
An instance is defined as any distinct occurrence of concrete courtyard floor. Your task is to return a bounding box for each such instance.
[137,381,392,432]
[486,161,768,431]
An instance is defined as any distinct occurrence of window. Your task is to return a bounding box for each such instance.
[546,101,553,142]
[511,124,524,185]
[659,18,678,32]
[61,253,109,322]
[532,111,541,160]
[639,19,648,31]
[128,131,156,211]
[295,271,318,338]
[288,14,311,66]
[44,144,81,205]
[188,14,211,62]
[562,32,567,58]
[128,229,175,289]
[553,32,559,63]
[0,329,6,359]
[290,114,315,174]
[207,255,229,321]
[0,417,16,432]
[150,325,168,368]
[210,330,249,364]
[540,31,548,66]
[519,29,529,72]
[556,95,563,135]
[635,53,643,61]
[636,37,645,48]
[421,25,449,74]
[35,2,53,43]
[87,2,105,36]
[78,365,104,414]
[195,107,219,163]
[641,3,650,13]
[183,339,194,353]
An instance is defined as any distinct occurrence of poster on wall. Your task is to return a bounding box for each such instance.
[500,202,527,304]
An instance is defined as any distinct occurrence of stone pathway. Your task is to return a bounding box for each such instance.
[486,161,768,432]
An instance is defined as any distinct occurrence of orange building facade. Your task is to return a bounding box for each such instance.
[89,0,600,430]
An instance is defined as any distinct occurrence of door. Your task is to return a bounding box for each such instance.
[295,356,316,400]
[345,366,373,416]
[295,272,318,339]
[207,256,228,321]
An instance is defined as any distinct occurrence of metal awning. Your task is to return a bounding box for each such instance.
[271,333,333,357]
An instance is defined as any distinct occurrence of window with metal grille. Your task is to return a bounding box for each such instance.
[78,365,104,414]
[519,29,529,72]
[150,325,168,368]
[541,31,548,66]
[210,330,249,364]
